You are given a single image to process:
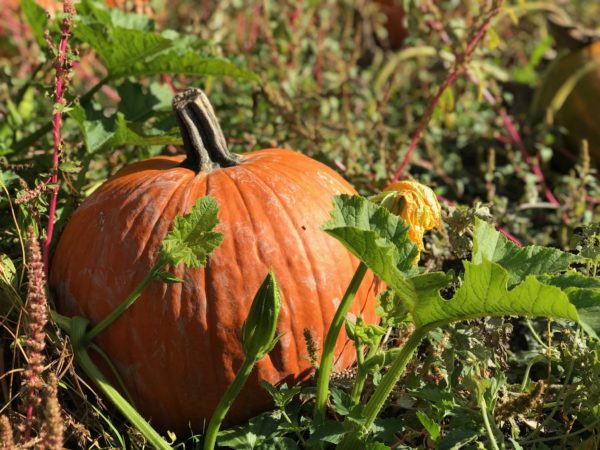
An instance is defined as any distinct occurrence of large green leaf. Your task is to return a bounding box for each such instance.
[74,23,258,81]
[407,259,579,329]
[322,195,418,288]
[68,105,115,153]
[111,114,181,148]
[540,272,600,338]
[116,81,173,121]
[472,219,580,285]
[69,106,181,152]
[75,24,172,74]
[78,0,155,31]
[391,271,453,321]
[120,51,259,80]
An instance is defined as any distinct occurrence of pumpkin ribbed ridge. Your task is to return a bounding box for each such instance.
[50,149,379,432]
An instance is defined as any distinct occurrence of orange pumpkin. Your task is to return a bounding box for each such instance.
[532,15,600,162]
[49,89,379,433]
[374,0,407,50]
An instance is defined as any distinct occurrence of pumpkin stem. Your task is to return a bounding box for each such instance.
[172,88,240,172]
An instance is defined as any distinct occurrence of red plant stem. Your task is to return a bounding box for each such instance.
[287,4,302,67]
[160,74,177,93]
[43,2,74,278]
[497,226,522,246]
[391,71,458,182]
[497,108,561,207]
[464,69,567,222]
[391,1,503,182]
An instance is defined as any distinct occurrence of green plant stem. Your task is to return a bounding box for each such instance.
[527,327,579,441]
[363,347,402,370]
[50,310,72,332]
[203,357,256,450]
[313,262,367,423]
[520,355,547,391]
[337,326,430,448]
[361,326,428,429]
[89,343,136,407]
[280,410,305,445]
[519,418,600,445]
[350,334,383,404]
[477,388,501,450]
[0,177,27,286]
[70,317,172,450]
[525,319,548,349]
[350,363,367,404]
[85,260,162,343]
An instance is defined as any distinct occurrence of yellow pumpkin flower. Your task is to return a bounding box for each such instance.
[373,180,442,261]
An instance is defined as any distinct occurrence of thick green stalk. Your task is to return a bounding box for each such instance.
[362,347,402,370]
[337,326,430,448]
[350,333,384,404]
[350,365,367,404]
[85,261,162,343]
[203,357,256,450]
[70,317,172,450]
[314,262,368,423]
[478,392,501,450]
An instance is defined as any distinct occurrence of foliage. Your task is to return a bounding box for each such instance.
[158,196,223,268]
[1,0,599,449]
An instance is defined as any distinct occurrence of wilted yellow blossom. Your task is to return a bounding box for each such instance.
[375,180,442,254]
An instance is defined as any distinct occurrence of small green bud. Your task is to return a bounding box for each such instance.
[240,271,281,360]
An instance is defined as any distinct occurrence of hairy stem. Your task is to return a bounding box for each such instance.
[85,260,163,343]
[478,391,502,450]
[313,262,368,423]
[203,357,256,450]
[338,326,430,448]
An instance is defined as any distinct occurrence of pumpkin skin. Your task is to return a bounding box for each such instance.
[532,40,600,165]
[49,90,379,433]
[374,0,407,50]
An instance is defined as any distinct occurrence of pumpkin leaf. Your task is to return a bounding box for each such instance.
[539,272,600,338]
[390,271,453,325]
[472,219,580,285]
[322,195,418,289]
[158,196,223,268]
[402,260,579,329]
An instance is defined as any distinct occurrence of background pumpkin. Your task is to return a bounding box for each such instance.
[49,88,379,433]
[531,14,600,163]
